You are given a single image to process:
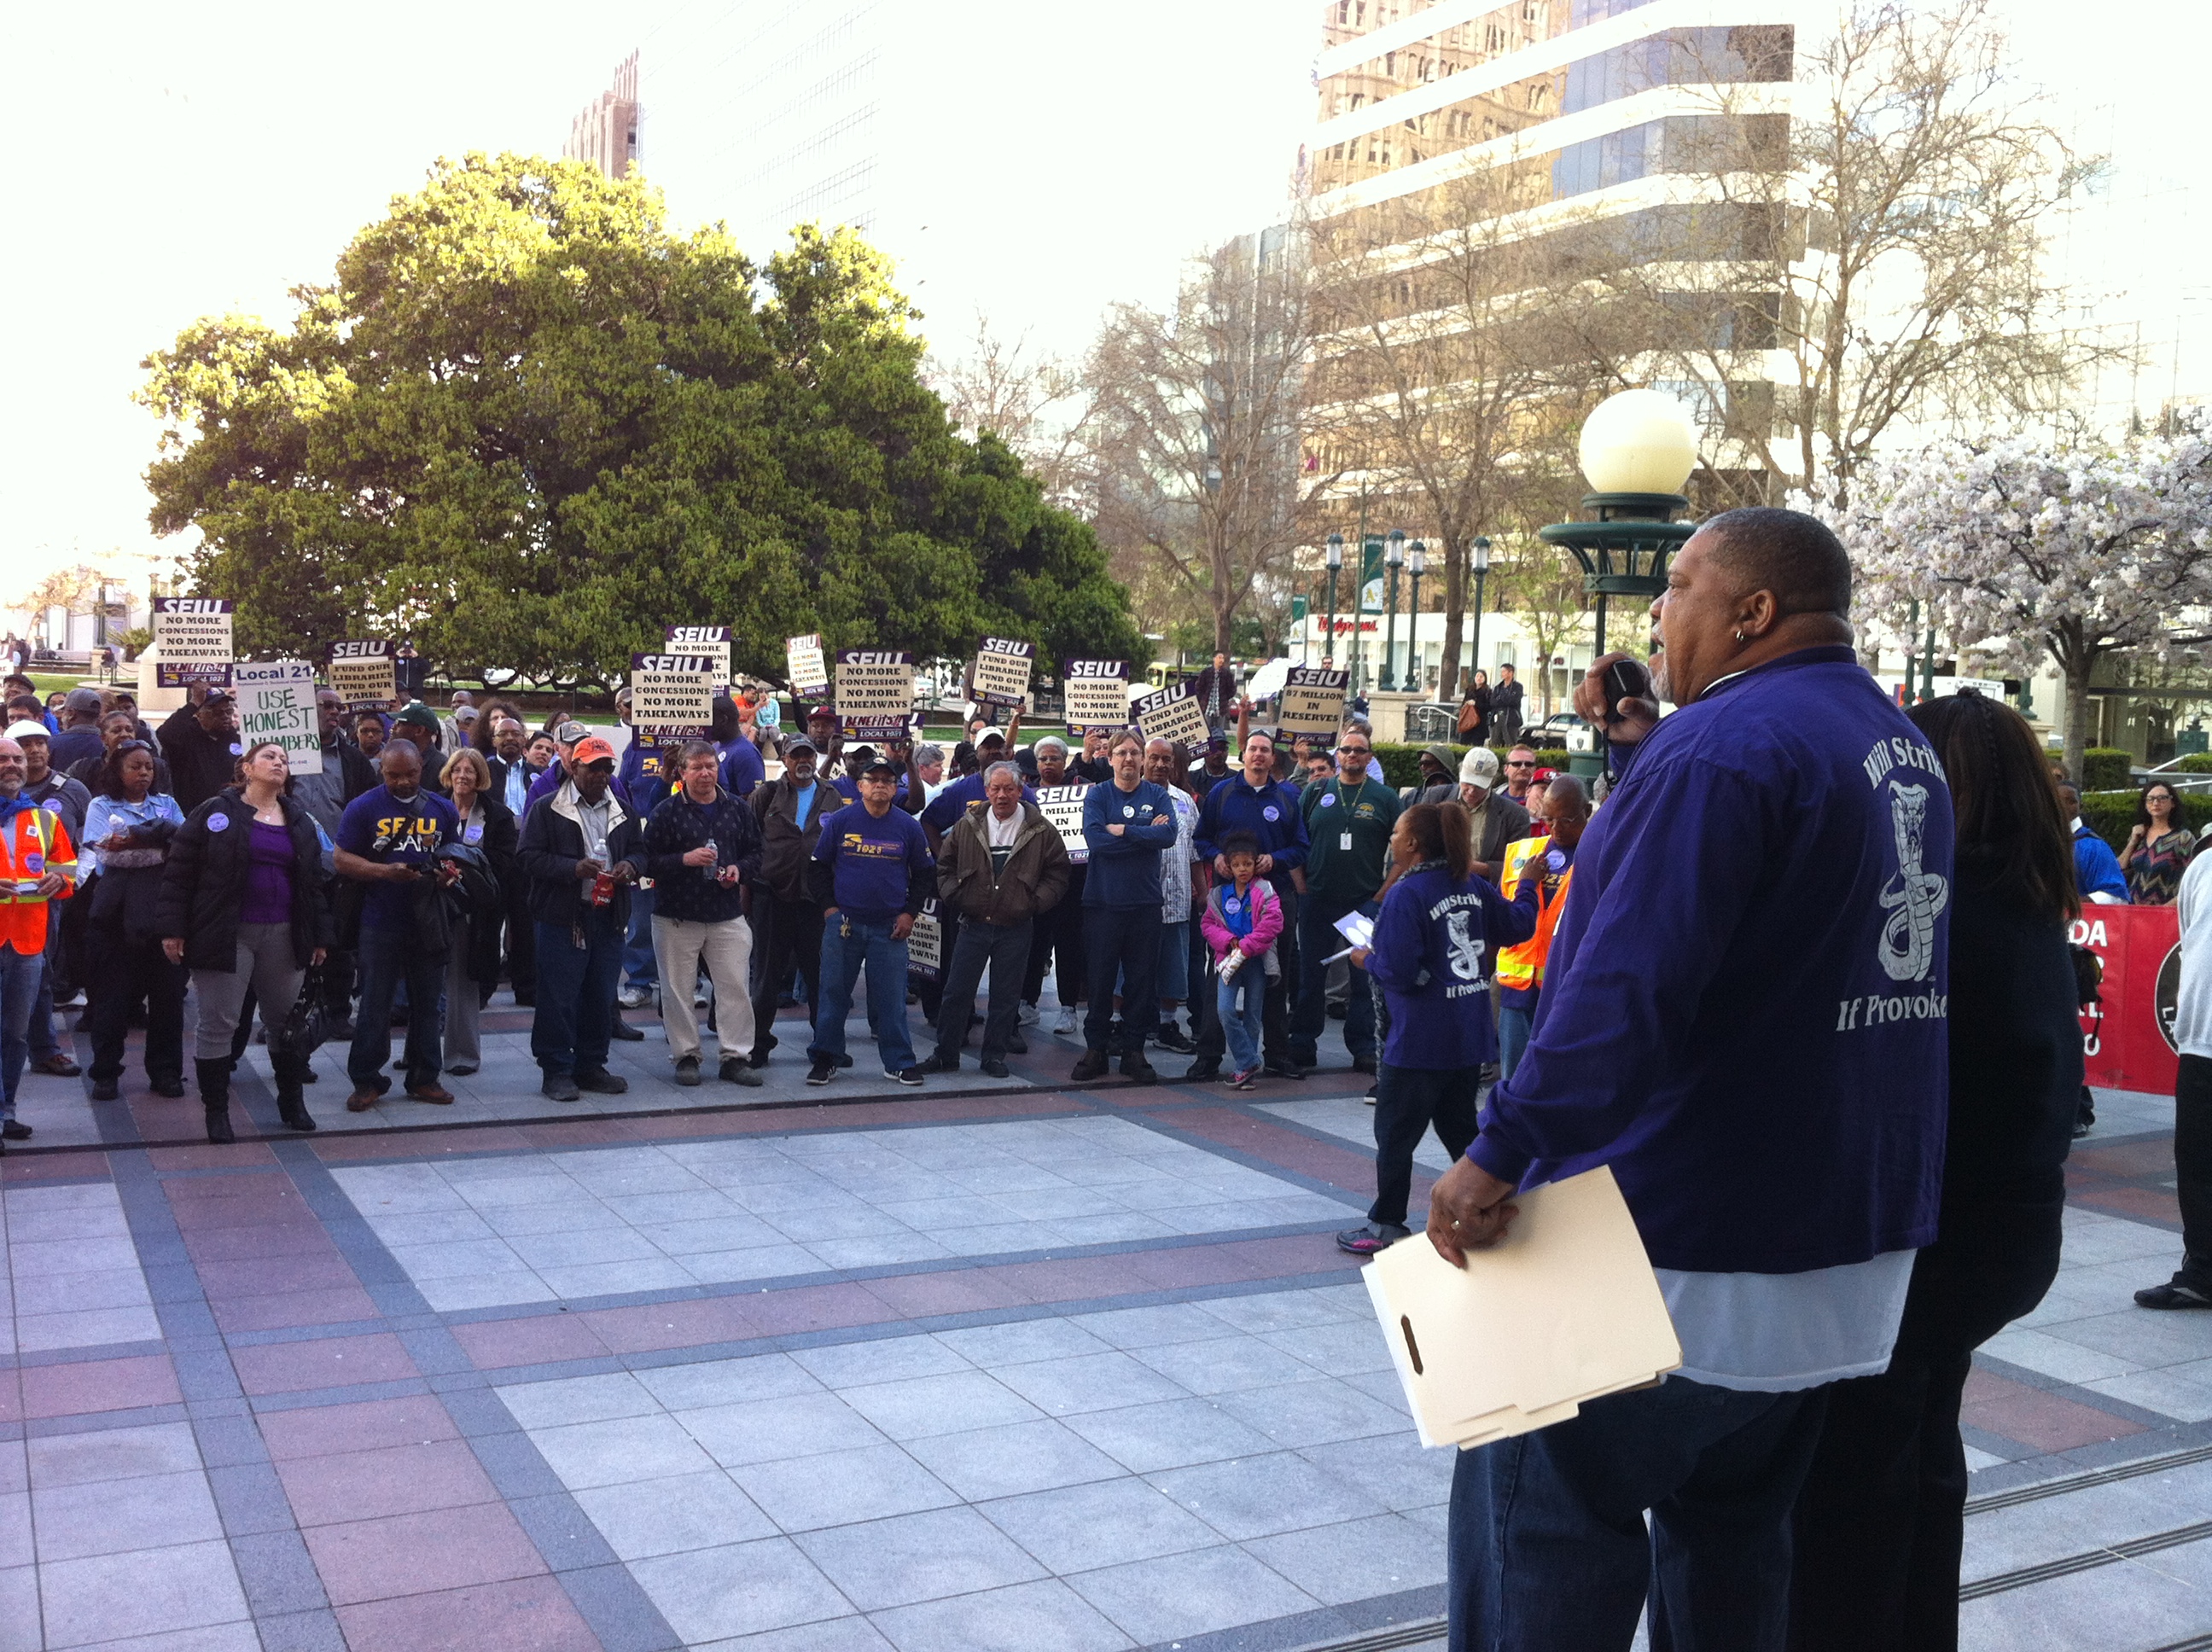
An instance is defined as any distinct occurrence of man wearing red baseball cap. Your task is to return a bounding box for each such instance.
[516,734,648,1102]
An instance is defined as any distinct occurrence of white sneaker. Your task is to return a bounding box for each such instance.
[693,983,712,1008]
[1017,1003,1040,1027]
[1053,1008,1079,1035]
[618,986,653,1010]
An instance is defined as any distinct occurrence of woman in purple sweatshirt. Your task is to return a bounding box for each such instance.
[1336,800,1534,1256]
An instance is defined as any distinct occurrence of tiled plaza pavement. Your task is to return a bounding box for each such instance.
[2,987,2209,1649]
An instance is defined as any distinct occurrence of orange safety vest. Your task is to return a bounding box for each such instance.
[1495,835,1570,993]
[0,802,77,953]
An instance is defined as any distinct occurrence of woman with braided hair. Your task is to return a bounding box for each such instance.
[1789,687,2081,1650]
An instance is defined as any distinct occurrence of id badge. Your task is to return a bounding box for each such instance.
[1339,832,1353,852]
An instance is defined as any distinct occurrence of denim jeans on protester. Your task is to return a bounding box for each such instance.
[348,923,446,1091]
[1448,1376,1829,1652]
[1292,892,1376,1063]
[811,914,917,1073]
[532,913,624,1078]
[1216,965,1266,1073]
[933,916,1032,1062]
[0,945,45,1120]
[1497,1003,1534,1082]
[622,879,658,992]
[1194,884,1297,1068]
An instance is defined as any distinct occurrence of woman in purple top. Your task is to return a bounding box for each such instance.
[155,740,331,1141]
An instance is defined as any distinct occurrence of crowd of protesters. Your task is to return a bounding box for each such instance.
[0,501,2186,1650]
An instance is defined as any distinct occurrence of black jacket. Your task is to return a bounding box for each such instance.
[753,775,831,905]
[1940,858,2082,1213]
[643,787,764,925]
[516,781,646,929]
[156,706,244,814]
[154,788,331,970]
[487,755,545,816]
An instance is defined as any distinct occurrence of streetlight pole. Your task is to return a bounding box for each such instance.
[1469,536,1490,701]
[1381,530,1405,691]
[1324,534,1342,669]
[1407,542,1427,697]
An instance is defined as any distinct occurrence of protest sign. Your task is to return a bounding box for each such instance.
[969,637,1035,710]
[152,597,234,689]
[629,654,717,739]
[327,639,395,711]
[232,660,322,775]
[787,634,830,700]
[906,899,944,981]
[1062,660,1131,736]
[1132,682,1208,748]
[667,626,733,687]
[1277,666,1350,737]
[835,649,916,739]
[1033,784,1091,866]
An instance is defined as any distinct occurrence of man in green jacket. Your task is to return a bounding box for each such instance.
[1290,724,1400,1073]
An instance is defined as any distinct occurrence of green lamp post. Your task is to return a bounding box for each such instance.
[1381,530,1406,690]
[1324,533,1342,667]
[1540,389,1699,778]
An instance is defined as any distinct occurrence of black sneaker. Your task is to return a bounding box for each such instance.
[887,1065,926,1086]
[806,1058,835,1086]
[1070,1048,1110,1082]
[1264,1057,1310,1081]
[150,1076,185,1098]
[1183,1061,1220,1082]
[2136,1279,2212,1310]
[924,1050,960,1073]
[981,1056,1010,1079]
[672,1056,702,1087]
[541,1073,581,1102]
[1155,1025,1196,1055]
[1353,1053,1379,1075]
[575,1068,629,1095]
[835,1052,853,1068]
[719,1057,763,1087]
[0,1121,28,1140]
[609,1018,645,1042]
[1119,1052,1160,1085]
[1336,1222,1410,1256]
[90,1079,121,1101]
[1004,1034,1027,1055]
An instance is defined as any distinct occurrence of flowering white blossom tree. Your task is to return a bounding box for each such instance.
[1825,432,2212,779]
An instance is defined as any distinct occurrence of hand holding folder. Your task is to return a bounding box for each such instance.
[1362,1166,1681,1450]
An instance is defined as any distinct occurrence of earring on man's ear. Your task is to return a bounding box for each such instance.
[1733,630,1747,643]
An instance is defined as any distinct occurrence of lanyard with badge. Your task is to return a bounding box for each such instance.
[1322,777,1375,853]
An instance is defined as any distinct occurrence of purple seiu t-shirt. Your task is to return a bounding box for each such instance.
[241,819,294,924]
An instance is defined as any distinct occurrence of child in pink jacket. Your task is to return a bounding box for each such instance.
[1200,830,1284,1088]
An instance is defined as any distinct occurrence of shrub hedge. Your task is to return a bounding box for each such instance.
[2048,747,2136,791]
[1369,741,1569,790]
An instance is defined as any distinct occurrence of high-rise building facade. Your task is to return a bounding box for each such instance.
[1309,0,1796,218]
[564,51,640,181]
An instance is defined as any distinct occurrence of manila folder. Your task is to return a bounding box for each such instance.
[1363,1165,1681,1448]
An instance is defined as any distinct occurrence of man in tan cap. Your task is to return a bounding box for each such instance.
[1458,745,1532,882]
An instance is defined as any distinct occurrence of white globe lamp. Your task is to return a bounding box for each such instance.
[1577,387,1699,499]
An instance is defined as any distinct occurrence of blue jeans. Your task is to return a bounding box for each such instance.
[26,904,59,1062]
[811,915,916,1073]
[349,924,446,1090]
[623,881,657,992]
[1216,965,1266,1072]
[1498,1001,1534,1081]
[1447,1377,1829,1652]
[1,945,45,1119]
[1292,892,1377,1063]
[533,914,624,1077]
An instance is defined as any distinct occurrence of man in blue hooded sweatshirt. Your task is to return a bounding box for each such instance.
[1429,508,1953,1652]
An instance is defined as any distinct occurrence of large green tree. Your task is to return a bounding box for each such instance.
[140,152,1138,686]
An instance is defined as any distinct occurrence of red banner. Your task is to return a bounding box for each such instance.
[2075,903,2181,1095]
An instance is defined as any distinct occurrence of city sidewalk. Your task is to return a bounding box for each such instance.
[0,987,2205,1649]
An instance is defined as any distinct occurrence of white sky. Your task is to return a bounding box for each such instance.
[3,0,2203,599]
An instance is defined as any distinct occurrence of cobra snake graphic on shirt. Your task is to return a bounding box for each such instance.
[1878,782,1948,983]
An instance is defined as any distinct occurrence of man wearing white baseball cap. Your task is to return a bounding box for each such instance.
[1458,744,1531,883]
